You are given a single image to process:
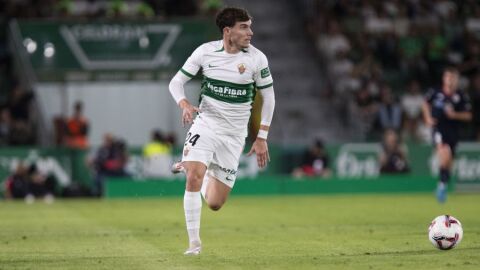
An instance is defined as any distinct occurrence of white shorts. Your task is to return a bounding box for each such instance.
[181,120,245,188]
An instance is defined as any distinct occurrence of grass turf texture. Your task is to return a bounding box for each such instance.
[0,193,479,270]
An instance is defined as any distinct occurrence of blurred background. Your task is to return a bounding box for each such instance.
[1,0,480,200]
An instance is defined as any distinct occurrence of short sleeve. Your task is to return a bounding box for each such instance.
[180,45,204,78]
[254,51,273,89]
[457,91,472,112]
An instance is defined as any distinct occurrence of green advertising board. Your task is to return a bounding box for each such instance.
[1,142,480,198]
[0,148,75,196]
[327,142,480,187]
[449,143,480,188]
[10,19,218,81]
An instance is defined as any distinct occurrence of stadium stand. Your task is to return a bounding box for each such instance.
[2,0,480,197]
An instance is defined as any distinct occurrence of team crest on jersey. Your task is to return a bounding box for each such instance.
[183,147,190,157]
[453,94,460,103]
[237,63,246,74]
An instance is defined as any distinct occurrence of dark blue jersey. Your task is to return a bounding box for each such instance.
[424,88,471,143]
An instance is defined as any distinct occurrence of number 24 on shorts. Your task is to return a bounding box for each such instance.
[185,132,200,146]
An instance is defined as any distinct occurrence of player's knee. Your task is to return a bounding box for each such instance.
[185,171,204,190]
[209,204,222,211]
[439,154,452,168]
[208,202,223,211]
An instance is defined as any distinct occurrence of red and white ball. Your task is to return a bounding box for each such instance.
[428,215,463,250]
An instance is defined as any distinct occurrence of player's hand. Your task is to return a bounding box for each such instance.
[425,116,437,127]
[247,138,270,168]
[179,99,200,127]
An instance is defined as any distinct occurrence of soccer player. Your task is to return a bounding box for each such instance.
[422,67,471,203]
[168,7,275,255]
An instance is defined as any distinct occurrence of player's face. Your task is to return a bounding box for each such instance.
[227,20,253,49]
[443,71,459,94]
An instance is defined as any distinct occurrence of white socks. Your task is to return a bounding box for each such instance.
[184,191,202,245]
[184,173,211,247]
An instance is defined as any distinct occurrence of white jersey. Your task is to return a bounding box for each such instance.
[180,40,273,137]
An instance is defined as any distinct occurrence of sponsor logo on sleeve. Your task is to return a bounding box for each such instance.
[260,67,270,78]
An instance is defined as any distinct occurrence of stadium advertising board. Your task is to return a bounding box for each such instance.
[0,148,72,191]
[2,143,480,197]
[11,19,216,81]
[334,142,480,187]
[0,148,260,197]
[336,143,381,178]
[433,143,480,186]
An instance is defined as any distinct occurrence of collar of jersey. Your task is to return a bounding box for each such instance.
[215,45,248,53]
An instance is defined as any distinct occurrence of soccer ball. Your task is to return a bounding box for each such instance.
[428,215,463,250]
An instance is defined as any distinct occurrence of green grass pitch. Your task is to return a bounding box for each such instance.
[0,193,479,269]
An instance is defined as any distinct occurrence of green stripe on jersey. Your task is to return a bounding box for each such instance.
[201,76,256,103]
[180,68,195,78]
[257,83,273,89]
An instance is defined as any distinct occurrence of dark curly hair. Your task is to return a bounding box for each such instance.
[215,7,252,33]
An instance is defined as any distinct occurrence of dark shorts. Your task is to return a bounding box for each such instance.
[432,130,458,156]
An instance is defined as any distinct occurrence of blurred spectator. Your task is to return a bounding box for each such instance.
[142,129,173,177]
[401,80,424,142]
[4,162,29,200]
[398,26,427,80]
[379,129,410,174]
[329,50,356,94]
[364,7,394,34]
[0,106,11,146]
[4,162,56,203]
[434,0,457,20]
[63,101,89,149]
[165,0,198,17]
[7,83,35,145]
[317,20,350,62]
[426,26,448,81]
[55,0,74,17]
[349,83,378,136]
[374,85,403,133]
[443,6,463,43]
[352,49,383,82]
[136,2,155,19]
[465,5,480,39]
[459,39,480,77]
[372,33,399,69]
[292,139,331,178]
[165,132,177,145]
[200,0,223,16]
[88,133,129,197]
[1,0,202,19]
[8,84,33,122]
[24,163,56,203]
[107,0,128,18]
